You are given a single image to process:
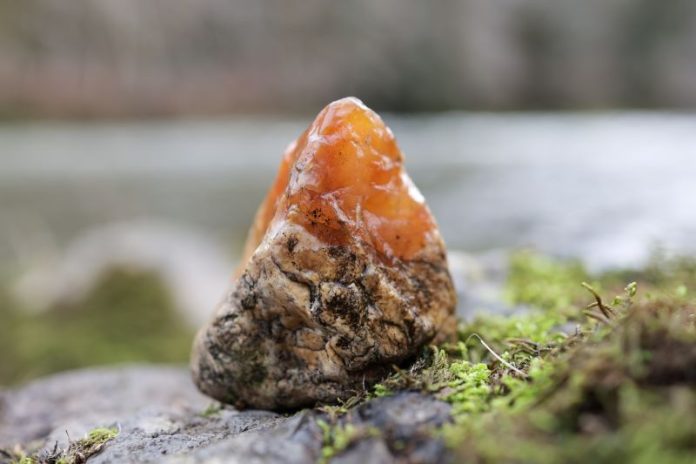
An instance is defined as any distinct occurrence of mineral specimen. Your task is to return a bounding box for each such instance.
[192,97,456,410]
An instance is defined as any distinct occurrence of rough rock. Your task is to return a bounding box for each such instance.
[342,392,451,462]
[0,366,284,462]
[0,365,453,463]
[192,97,457,410]
[90,408,282,464]
[174,392,451,464]
[0,365,211,447]
[166,413,321,464]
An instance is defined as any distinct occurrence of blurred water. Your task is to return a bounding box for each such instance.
[1,112,695,273]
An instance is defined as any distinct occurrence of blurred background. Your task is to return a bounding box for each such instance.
[1,0,696,386]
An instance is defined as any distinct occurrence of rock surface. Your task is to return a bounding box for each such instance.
[0,365,452,463]
[0,254,509,463]
[0,365,211,448]
[192,97,457,410]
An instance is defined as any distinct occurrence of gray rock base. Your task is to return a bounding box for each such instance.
[1,365,452,463]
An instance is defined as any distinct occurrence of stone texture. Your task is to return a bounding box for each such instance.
[343,392,452,463]
[0,366,284,463]
[0,366,453,463]
[0,365,211,448]
[167,413,321,464]
[170,391,451,464]
[192,97,457,410]
[90,408,283,464]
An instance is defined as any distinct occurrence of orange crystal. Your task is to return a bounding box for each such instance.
[241,97,437,266]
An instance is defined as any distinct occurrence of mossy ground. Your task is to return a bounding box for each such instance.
[1,252,693,463]
[0,427,118,464]
[319,251,696,463]
[0,268,194,386]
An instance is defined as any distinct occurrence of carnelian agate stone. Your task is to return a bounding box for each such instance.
[192,97,456,410]
[241,97,436,267]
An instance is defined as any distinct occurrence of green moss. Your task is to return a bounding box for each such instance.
[200,402,223,418]
[1,427,118,464]
[371,383,392,398]
[505,249,589,313]
[444,293,696,462]
[0,268,194,385]
[443,360,491,416]
[53,427,119,464]
[440,256,696,463]
[352,253,695,463]
[317,420,379,464]
[317,395,365,422]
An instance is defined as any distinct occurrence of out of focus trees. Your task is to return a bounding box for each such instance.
[0,0,695,117]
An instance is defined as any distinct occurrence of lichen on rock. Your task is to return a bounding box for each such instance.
[191,97,457,410]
